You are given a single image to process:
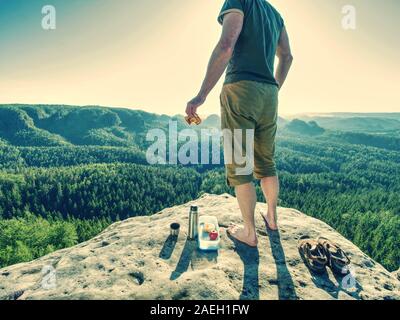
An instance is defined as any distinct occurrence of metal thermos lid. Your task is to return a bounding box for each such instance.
[190,206,198,212]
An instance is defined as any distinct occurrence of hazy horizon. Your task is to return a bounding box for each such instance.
[0,0,399,115]
[2,103,399,119]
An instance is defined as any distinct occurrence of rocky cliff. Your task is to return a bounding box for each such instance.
[0,194,399,300]
[394,269,400,282]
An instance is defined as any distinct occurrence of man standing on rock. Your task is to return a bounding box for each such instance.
[186,0,293,246]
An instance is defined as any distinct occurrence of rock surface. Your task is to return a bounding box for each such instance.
[394,270,400,282]
[0,194,399,300]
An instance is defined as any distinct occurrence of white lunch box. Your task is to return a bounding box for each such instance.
[197,215,220,251]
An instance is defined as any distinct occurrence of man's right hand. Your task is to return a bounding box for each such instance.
[185,95,206,118]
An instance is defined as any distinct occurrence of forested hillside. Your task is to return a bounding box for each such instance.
[0,104,194,148]
[0,105,399,272]
[292,113,400,133]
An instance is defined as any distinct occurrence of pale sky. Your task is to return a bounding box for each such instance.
[0,0,399,115]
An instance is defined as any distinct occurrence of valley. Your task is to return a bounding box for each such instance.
[0,104,399,272]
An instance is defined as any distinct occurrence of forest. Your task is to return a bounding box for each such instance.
[0,105,399,272]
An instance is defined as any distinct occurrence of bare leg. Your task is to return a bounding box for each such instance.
[260,176,279,230]
[228,182,258,247]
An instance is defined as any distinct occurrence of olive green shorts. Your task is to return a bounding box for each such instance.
[220,80,278,187]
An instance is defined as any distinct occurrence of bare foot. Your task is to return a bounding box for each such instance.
[261,213,278,231]
[227,225,258,247]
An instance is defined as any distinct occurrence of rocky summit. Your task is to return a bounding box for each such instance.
[0,194,399,300]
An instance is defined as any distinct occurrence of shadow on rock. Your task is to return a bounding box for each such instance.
[267,231,298,300]
[191,249,218,269]
[159,235,178,260]
[309,267,363,300]
[170,240,219,281]
[227,233,260,300]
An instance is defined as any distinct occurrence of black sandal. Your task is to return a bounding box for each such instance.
[318,237,351,275]
[298,236,328,274]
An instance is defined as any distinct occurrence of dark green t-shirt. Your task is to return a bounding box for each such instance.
[218,0,284,86]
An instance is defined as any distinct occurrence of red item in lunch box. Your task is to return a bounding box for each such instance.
[209,230,218,241]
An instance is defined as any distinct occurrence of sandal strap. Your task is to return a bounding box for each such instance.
[332,248,351,265]
[304,243,327,264]
[307,246,327,262]
[318,237,351,265]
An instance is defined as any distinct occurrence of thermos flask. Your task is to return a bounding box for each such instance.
[188,206,198,240]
